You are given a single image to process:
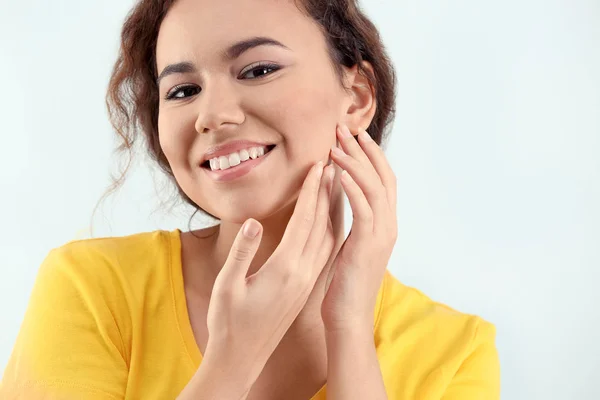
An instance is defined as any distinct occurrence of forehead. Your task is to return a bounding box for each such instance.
[156,0,319,71]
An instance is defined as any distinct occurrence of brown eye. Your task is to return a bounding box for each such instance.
[165,85,200,101]
[239,62,281,80]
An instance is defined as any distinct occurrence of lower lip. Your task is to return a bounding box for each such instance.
[202,147,275,182]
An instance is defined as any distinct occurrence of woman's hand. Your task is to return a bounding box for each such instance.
[321,123,398,334]
[203,160,337,386]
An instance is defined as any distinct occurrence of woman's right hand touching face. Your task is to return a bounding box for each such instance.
[202,161,335,384]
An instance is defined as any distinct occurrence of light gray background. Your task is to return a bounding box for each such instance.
[1,0,599,399]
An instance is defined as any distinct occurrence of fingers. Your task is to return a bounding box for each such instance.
[217,218,263,290]
[339,124,396,209]
[335,125,375,178]
[278,161,325,259]
[340,169,373,236]
[316,213,335,272]
[355,127,397,212]
[331,124,396,232]
[303,164,335,271]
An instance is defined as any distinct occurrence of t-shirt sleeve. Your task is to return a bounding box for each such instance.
[441,319,501,400]
[1,246,129,399]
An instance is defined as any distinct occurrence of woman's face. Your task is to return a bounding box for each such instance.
[155,0,354,223]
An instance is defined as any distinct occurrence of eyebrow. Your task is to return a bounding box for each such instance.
[156,36,290,86]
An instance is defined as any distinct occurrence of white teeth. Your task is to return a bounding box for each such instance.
[228,152,241,167]
[218,155,229,170]
[208,146,270,171]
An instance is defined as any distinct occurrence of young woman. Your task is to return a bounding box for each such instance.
[1,0,500,399]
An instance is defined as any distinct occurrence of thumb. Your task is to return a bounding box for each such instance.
[216,218,262,287]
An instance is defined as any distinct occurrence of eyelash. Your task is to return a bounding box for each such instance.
[164,62,281,101]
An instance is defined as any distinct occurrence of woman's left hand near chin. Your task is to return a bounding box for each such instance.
[321,123,398,335]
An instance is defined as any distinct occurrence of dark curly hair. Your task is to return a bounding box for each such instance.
[92,0,397,234]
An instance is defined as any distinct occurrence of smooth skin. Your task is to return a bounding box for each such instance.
[179,123,398,400]
[155,0,396,398]
[205,161,335,388]
[178,160,336,400]
[321,124,397,334]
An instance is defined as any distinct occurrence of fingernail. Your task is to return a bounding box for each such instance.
[327,165,335,181]
[243,219,260,238]
[316,161,324,177]
[331,146,346,157]
[339,124,352,138]
[359,128,372,142]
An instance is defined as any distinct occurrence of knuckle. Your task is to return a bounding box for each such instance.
[273,261,294,285]
[215,281,236,299]
[294,271,312,293]
[287,264,310,289]
[231,246,253,263]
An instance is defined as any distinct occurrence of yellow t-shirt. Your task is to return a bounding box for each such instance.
[1,229,500,399]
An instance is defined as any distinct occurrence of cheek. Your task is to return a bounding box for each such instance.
[157,112,195,167]
[276,81,339,124]
[260,80,341,157]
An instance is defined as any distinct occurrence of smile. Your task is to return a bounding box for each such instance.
[201,145,276,182]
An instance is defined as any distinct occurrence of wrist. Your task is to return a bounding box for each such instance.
[179,356,252,400]
[324,325,378,377]
[201,343,259,394]
[323,315,375,337]
[325,327,374,348]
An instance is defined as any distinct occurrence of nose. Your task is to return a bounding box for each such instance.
[194,78,245,134]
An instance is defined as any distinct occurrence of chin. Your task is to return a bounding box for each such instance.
[208,193,297,226]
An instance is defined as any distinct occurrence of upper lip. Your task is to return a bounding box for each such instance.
[200,140,275,164]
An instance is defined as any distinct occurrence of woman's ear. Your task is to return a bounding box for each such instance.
[341,61,377,133]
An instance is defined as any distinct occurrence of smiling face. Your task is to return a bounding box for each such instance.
[155,0,355,223]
